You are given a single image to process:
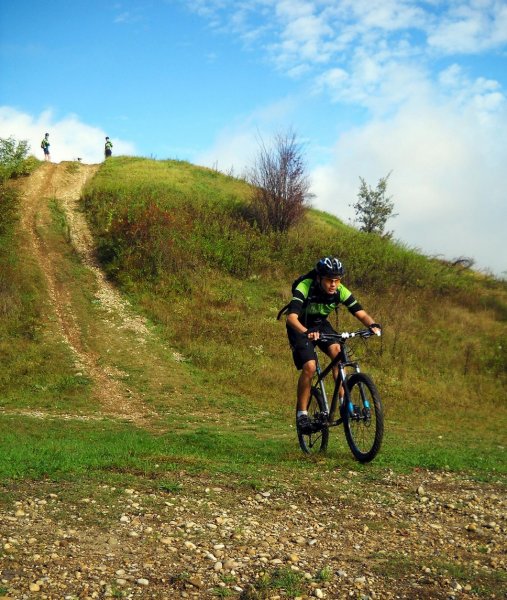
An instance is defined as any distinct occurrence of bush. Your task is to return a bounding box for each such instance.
[0,136,37,182]
[352,172,397,238]
[247,130,312,233]
[83,157,494,307]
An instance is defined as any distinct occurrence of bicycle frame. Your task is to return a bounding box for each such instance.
[297,328,383,461]
[312,337,362,427]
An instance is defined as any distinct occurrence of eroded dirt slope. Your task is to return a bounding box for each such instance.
[14,162,156,425]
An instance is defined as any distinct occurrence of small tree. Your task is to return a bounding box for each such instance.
[248,129,312,233]
[352,172,397,238]
[0,136,31,181]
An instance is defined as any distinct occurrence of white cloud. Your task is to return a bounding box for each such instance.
[272,1,334,64]
[343,0,427,32]
[0,107,136,164]
[427,1,507,53]
[311,94,507,276]
[184,1,507,93]
[193,96,300,174]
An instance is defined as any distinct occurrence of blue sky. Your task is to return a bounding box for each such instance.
[1,1,506,276]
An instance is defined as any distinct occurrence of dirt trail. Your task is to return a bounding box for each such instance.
[18,162,156,425]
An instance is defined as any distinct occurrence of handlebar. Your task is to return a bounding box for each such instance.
[318,328,380,343]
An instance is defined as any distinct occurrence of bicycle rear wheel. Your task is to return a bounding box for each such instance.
[343,373,383,463]
[297,386,329,454]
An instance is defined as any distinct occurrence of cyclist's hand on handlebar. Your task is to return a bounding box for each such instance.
[306,326,320,341]
[368,322,382,336]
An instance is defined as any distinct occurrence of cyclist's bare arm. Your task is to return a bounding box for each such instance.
[354,310,382,335]
[286,313,321,340]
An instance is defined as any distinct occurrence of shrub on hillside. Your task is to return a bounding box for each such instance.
[97,198,275,285]
[98,202,185,280]
[83,157,490,302]
[247,130,312,233]
[0,136,38,182]
[352,173,397,238]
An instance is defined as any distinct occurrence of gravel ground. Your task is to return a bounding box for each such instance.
[1,469,505,599]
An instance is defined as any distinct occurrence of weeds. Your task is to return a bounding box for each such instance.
[316,566,333,582]
[212,587,233,597]
[242,568,305,599]
[49,197,71,242]
[158,481,183,493]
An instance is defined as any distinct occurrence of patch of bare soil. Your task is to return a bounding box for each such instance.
[0,470,505,599]
[16,162,156,426]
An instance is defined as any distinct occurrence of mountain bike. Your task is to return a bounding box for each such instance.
[296,329,384,463]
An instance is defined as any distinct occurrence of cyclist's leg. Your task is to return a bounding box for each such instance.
[318,322,343,399]
[297,359,317,411]
[287,326,317,411]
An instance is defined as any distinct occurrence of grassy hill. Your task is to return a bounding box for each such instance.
[79,156,507,474]
[1,156,506,480]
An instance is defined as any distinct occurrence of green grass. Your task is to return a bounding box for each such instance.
[0,189,96,413]
[0,413,291,482]
[239,567,318,599]
[0,410,504,487]
[0,157,506,492]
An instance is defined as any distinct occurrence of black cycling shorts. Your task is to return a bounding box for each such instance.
[286,321,339,370]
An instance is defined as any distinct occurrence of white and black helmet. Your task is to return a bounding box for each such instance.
[316,257,345,278]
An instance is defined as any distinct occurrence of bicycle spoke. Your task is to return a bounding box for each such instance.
[343,373,383,463]
[297,387,329,454]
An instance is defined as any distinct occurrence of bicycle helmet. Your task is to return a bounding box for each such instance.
[315,257,345,278]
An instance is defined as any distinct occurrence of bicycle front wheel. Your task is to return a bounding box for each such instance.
[297,386,329,454]
[343,373,383,463]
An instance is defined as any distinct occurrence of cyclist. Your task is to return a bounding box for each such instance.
[41,133,50,161]
[104,136,113,159]
[285,257,381,433]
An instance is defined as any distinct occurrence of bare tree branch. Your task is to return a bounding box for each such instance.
[247,130,312,233]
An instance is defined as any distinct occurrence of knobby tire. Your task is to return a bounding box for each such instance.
[343,373,383,463]
[297,386,329,454]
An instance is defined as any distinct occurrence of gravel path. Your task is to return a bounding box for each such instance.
[1,470,505,599]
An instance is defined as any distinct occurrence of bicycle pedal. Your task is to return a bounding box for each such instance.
[315,413,329,427]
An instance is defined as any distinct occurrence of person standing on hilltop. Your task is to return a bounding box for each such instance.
[41,133,50,161]
[282,257,381,433]
[104,136,113,159]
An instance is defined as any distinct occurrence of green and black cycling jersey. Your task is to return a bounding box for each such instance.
[288,277,363,327]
